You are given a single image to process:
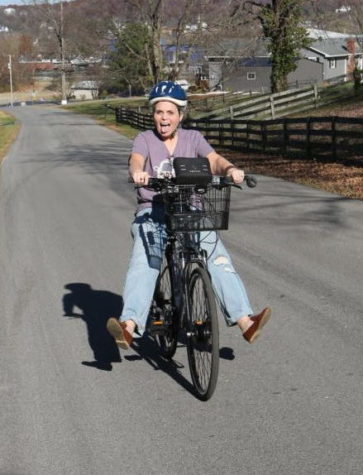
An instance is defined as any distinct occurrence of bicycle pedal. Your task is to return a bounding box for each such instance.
[149,320,168,334]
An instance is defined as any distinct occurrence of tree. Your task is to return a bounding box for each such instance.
[106,22,153,95]
[244,0,311,92]
[0,33,34,92]
[18,1,122,99]
[122,0,205,84]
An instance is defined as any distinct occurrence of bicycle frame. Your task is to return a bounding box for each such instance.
[165,231,208,332]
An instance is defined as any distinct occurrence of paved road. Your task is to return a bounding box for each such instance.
[1,105,362,475]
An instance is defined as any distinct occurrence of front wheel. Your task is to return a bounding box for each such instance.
[186,266,219,401]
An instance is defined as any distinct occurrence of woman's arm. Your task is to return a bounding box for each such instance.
[206,151,245,184]
[129,152,150,185]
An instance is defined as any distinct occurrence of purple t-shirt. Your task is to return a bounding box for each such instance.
[131,128,214,211]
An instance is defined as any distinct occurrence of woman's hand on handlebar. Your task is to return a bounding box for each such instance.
[226,167,245,185]
[132,171,150,186]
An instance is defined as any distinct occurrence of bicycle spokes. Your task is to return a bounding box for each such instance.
[186,267,219,400]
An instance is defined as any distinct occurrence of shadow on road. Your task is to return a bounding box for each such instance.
[128,335,198,397]
[62,283,123,371]
[62,282,236,397]
[129,334,235,399]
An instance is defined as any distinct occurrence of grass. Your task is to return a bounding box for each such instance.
[65,98,144,139]
[0,110,20,164]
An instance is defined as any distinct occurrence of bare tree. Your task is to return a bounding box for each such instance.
[122,0,216,84]
[0,33,34,92]
[347,0,363,34]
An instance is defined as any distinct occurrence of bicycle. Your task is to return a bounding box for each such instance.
[135,173,257,400]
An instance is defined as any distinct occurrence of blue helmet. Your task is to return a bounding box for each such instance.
[149,81,187,107]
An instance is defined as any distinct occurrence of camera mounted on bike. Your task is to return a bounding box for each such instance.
[173,157,212,188]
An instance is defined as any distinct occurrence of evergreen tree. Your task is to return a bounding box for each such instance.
[106,23,153,95]
[253,0,311,92]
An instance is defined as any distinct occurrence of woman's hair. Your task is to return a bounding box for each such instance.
[151,102,186,116]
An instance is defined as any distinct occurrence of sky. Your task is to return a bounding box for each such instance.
[0,1,24,5]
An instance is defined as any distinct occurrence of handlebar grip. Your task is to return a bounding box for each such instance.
[216,175,257,188]
[245,175,257,188]
[128,176,161,189]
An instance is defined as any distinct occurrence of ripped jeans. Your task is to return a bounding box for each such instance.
[120,206,253,333]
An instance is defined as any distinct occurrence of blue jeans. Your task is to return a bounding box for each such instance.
[120,206,253,333]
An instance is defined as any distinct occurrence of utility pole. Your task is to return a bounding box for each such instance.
[8,55,14,107]
[60,0,67,105]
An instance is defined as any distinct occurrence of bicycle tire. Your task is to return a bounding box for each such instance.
[153,259,178,359]
[186,265,219,400]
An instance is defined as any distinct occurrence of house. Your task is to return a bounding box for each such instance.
[301,36,363,82]
[205,38,270,91]
[70,81,99,100]
[205,32,363,93]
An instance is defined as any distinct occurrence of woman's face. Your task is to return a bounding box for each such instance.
[153,101,183,140]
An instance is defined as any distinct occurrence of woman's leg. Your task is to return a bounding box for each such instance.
[120,208,167,334]
[199,231,253,325]
[200,231,271,342]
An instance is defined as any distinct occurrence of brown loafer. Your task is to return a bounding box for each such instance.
[243,307,271,344]
[107,318,133,350]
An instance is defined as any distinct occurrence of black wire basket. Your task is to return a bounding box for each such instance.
[162,184,231,232]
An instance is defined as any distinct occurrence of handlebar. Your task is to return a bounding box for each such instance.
[128,175,257,189]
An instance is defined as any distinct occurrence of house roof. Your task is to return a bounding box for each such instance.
[307,28,352,39]
[197,31,363,61]
[307,38,363,58]
[206,38,269,59]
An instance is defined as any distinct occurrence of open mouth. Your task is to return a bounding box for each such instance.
[159,122,173,135]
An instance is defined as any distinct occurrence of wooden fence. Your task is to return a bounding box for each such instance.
[184,116,363,163]
[182,75,350,116]
[116,78,358,124]
[116,107,154,129]
[194,80,355,121]
[115,106,363,163]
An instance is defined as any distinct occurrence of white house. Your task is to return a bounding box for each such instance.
[70,81,99,100]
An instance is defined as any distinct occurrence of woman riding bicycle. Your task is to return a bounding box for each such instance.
[107,81,271,349]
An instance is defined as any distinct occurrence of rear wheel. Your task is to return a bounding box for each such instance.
[186,266,219,400]
[152,259,178,359]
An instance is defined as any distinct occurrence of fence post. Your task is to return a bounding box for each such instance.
[231,120,235,148]
[230,106,234,120]
[117,106,123,123]
[261,122,266,152]
[314,84,318,108]
[306,117,312,158]
[332,116,337,160]
[270,96,275,119]
[246,122,250,152]
[283,119,288,154]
